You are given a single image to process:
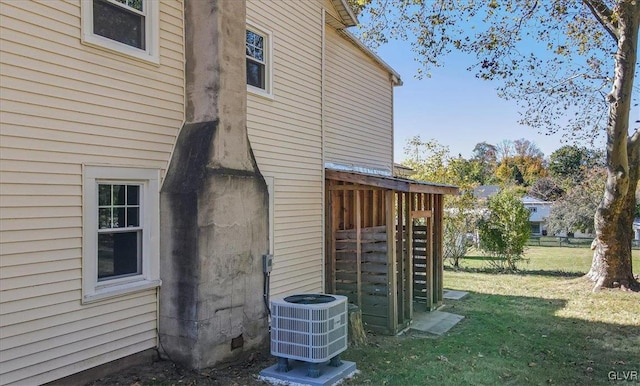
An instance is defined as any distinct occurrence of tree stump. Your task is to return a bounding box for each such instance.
[347,303,367,347]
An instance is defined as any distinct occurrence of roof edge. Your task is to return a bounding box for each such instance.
[338,29,403,86]
[326,168,459,195]
[331,0,358,27]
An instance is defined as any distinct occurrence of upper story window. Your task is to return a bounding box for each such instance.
[528,207,538,213]
[246,30,265,89]
[246,23,273,98]
[83,166,160,303]
[82,0,159,63]
[93,0,145,50]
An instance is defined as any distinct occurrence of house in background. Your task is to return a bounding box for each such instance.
[472,184,501,203]
[0,0,455,384]
[521,195,551,236]
[472,186,552,236]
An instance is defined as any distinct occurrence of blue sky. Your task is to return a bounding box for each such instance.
[371,39,603,162]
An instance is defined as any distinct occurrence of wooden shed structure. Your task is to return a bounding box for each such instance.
[325,169,459,335]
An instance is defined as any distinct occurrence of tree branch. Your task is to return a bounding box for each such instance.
[512,1,538,36]
[629,128,640,150]
[582,0,619,41]
[546,72,610,91]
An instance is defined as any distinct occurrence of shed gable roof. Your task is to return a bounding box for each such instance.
[326,169,459,195]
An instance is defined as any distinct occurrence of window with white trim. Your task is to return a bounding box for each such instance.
[83,166,160,303]
[246,23,273,97]
[82,0,159,63]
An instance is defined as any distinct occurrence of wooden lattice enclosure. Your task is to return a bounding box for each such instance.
[325,170,457,335]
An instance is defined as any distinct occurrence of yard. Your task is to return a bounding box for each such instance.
[90,247,640,385]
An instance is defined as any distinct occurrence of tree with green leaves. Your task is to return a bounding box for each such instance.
[477,189,531,271]
[471,141,499,184]
[495,159,525,185]
[549,145,605,185]
[352,0,639,290]
[549,145,589,182]
[403,136,451,183]
[495,156,546,187]
[547,168,606,235]
[403,136,479,267]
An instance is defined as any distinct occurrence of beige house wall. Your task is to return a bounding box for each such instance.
[0,1,185,384]
[324,26,394,174]
[245,0,398,297]
[0,0,398,382]
[246,0,326,297]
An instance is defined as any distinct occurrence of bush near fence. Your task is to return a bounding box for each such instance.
[527,236,640,249]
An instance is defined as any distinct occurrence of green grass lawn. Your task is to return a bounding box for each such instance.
[342,247,640,386]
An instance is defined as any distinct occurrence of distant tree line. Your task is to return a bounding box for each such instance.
[402,136,636,270]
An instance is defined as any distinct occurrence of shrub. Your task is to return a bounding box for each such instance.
[477,190,531,270]
[443,192,479,268]
[443,215,469,268]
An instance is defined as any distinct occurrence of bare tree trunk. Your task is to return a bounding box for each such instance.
[589,166,639,290]
[587,1,640,291]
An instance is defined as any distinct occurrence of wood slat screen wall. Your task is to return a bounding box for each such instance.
[326,179,446,334]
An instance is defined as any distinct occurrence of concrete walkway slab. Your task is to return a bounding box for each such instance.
[410,311,464,335]
[260,360,357,386]
[443,289,469,300]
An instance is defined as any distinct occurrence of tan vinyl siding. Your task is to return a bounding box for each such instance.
[246,0,324,298]
[0,292,157,385]
[324,26,394,174]
[0,0,184,384]
[324,0,342,22]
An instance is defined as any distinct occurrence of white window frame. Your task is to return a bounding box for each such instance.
[246,22,274,99]
[81,0,160,64]
[82,165,161,303]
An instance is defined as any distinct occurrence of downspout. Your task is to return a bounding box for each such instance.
[321,9,326,293]
[390,78,394,172]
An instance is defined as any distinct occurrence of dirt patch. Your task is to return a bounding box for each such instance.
[86,350,276,386]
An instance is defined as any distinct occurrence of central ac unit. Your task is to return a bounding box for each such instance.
[270,293,348,364]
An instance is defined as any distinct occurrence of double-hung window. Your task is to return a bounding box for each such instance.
[97,183,142,280]
[83,166,160,303]
[82,0,159,63]
[246,23,273,98]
